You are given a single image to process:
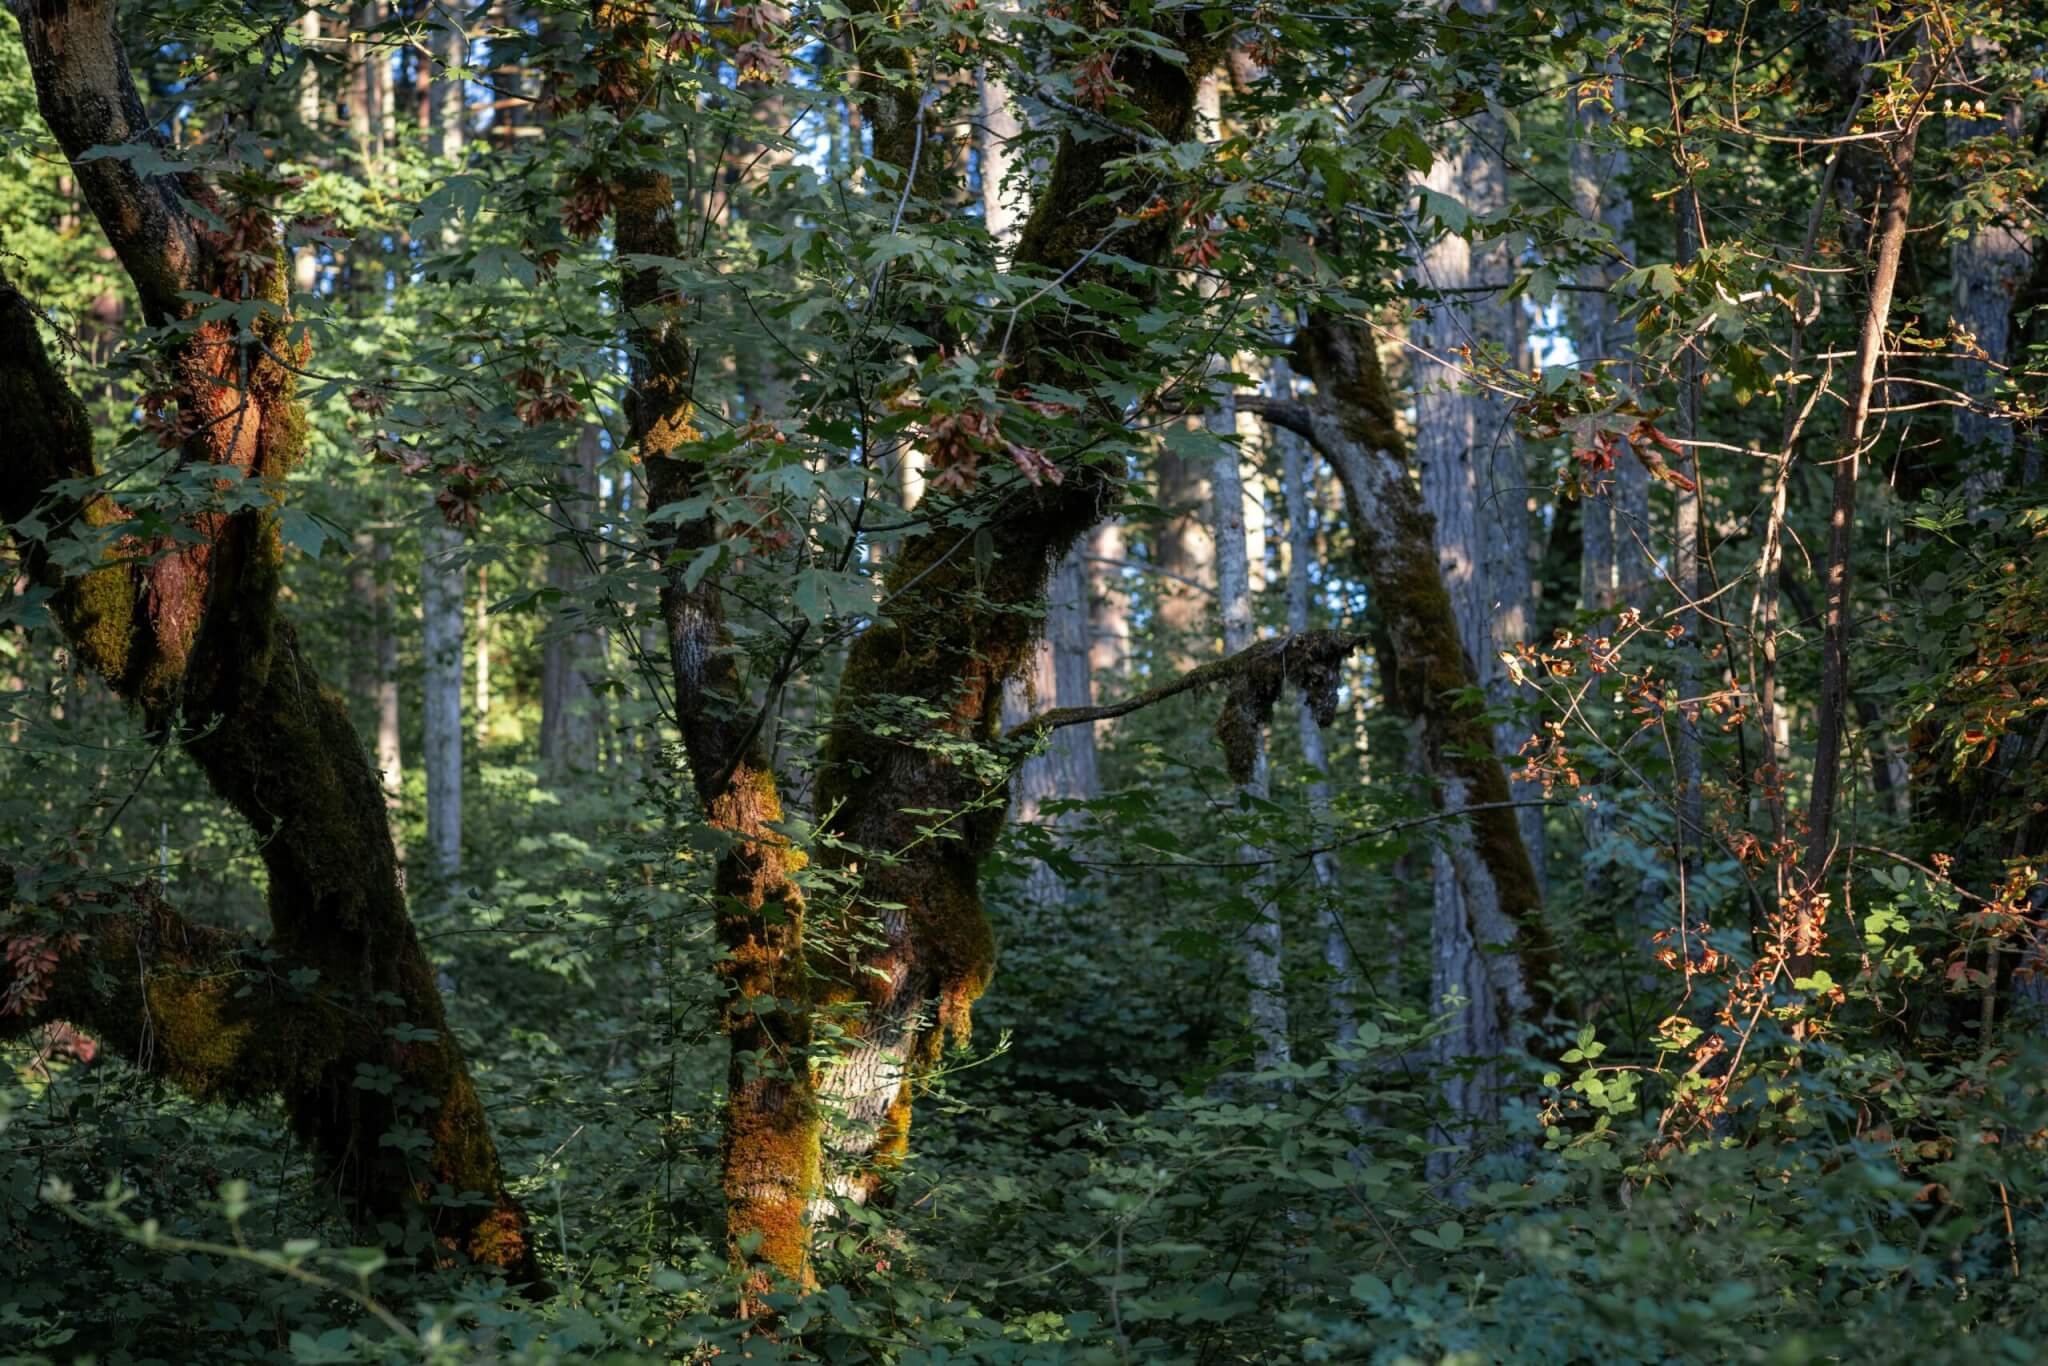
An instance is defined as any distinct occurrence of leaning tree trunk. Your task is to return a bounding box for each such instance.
[1244,321,1549,1152]
[0,0,529,1266]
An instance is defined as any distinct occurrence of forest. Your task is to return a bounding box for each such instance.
[0,0,2044,1359]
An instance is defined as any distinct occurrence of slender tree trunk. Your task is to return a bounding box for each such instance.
[421,521,465,881]
[1805,62,1927,886]
[474,561,490,721]
[372,527,403,826]
[1673,191,1705,867]
[1276,359,1356,1049]
[540,425,601,778]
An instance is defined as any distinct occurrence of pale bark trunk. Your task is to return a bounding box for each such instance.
[1156,448,1216,655]
[421,521,464,881]
[434,10,465,161]
[978,62,1022,246]
[1411,60,1544,891]
[1212,380,1289,1072]
[1002,543,1098,908]
[1276,360,1355,1048]
[540,426,601,778]
[474,562,490,721]
[1087,519,1130,687]
[372,530,403,827]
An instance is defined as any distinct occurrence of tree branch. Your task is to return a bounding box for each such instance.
[1007,629,1365,740]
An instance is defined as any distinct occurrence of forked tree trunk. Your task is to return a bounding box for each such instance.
[0,0,529,1263]
[810,12,1221,1205]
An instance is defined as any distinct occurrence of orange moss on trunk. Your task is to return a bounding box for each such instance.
[595,0,821,1295]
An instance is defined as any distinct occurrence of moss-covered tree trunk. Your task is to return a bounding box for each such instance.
[590,1,820,1294]
[1,0,532,1272]
[811,14,1219,1203]
[1246,321,1550,1141]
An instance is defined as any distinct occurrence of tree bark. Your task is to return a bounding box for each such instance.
[0,134,527,1286]
[1087,519,1131,687]
[1409,51,1545,891]
[1002,543,1099,909]
[421,521,465,881]
[1274,360,1356,1050]
[1244,322,1549,1145]
[811,12,1221,1203]
[539,425,602,779]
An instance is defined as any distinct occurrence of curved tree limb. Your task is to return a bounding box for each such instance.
[1243,322,1552,1012]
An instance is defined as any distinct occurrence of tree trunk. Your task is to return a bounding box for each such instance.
[371,527,404,827]
[1410,61,1545,891]
[1806,46,1928,886]
[539,425,602,779]
[812,14,1219,1204]
[1002,544,1099,909]
[1569,50,1649,626]
[0,41,528,1262]
[1275,360,1356,1050]
[1155,447,1217,659]
[1245,322,1549,1148]
[421,521,465,882]
[1087,519,1131,690]
[1949,80,2027,492]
